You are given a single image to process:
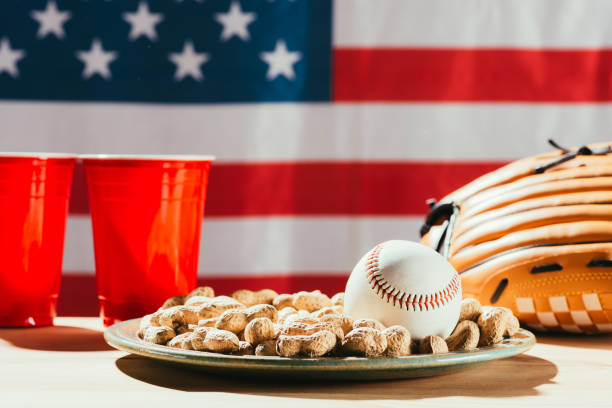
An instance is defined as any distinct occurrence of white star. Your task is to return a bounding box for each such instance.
[30,1,71,39]
[0,38,26,78]
[169,41,209,81]
[76,39,118,80]
[31,1,71,40]
[260,39,302,81]
[123,2,164,41]
[214,2,256,42]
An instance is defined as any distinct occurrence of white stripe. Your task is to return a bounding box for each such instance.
[570,310,593,326]
[515,297,536,314]
[0,101,604,161]
[536,312,559,326]
[62,215,422,276]
[334,0,612,47]
[595,323,612,332]
[549,296,569,313]
[560,325,582,333]
[582,293,603,311]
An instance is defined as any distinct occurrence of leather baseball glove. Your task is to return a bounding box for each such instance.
[420,140,612,333]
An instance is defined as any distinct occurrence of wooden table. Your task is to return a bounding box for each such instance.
[1,317,610,407]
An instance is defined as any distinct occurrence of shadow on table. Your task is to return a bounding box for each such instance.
[535,332,612,351]
[115,354,557,400]
[0,325,113,352]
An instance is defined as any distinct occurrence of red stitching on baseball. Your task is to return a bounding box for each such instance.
[365,243,461,312]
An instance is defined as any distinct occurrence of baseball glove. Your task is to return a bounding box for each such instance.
[420,140,612,333]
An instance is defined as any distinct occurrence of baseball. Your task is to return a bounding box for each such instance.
[344,240,462,339]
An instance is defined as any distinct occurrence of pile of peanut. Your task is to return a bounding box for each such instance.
[137,287,520,358]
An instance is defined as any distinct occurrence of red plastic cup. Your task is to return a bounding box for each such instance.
[81,155,214,326]
[0,153,76,327]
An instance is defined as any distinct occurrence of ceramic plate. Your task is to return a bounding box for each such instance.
[105,318,535,381]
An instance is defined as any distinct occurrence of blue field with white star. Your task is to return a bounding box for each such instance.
[0,0,332,103]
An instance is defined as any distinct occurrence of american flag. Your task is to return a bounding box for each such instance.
[0,0,602,315]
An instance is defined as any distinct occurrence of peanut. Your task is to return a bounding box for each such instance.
[245,304,278,322]
[175,324,197,335]
[281,321,344,341]
[191,327,240,353]
[446,320,480,351]
[331,292,344,306]
[141,326,175,345]
[272,294,294,310]
[419,335,449,354]
[231,289,279,307]
[277,307,298,323]
[167,332,196,349]
[197,317,219,327]
[145,309,166,327]
[159,295,186,310]
[319,314,354,336]
[244,317,276,345]
[459,298,483,322]
[255,340,278,356]
[341,327,387,357]
[284,310,312,325]
[383,326,411,356]
[286,315,319,325]
[184,296,213,307]
[195,297,246,319]
[277,330,336,357]
[158,306,199,329]
[215,309,249,333]
[186,294,235,307]
[215,304,278,334]
[353,318,385,331]
[138,314,157,336]
[273,323,281,340]
[186,286,215,299]
[232,341,255,356]
[310,305,343,318]
[478,306,520,346]
[293,290,332,312]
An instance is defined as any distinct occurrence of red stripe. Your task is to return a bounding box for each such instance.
[68,161,505,216]
[58,274,349,316]
[333,48,612,102]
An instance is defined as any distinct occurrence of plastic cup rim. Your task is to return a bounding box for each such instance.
[79,154,215,161]
[0,152,77,159]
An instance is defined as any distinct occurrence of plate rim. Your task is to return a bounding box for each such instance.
[104,318,536,371]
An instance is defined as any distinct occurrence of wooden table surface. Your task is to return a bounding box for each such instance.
[1,317,611,408]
